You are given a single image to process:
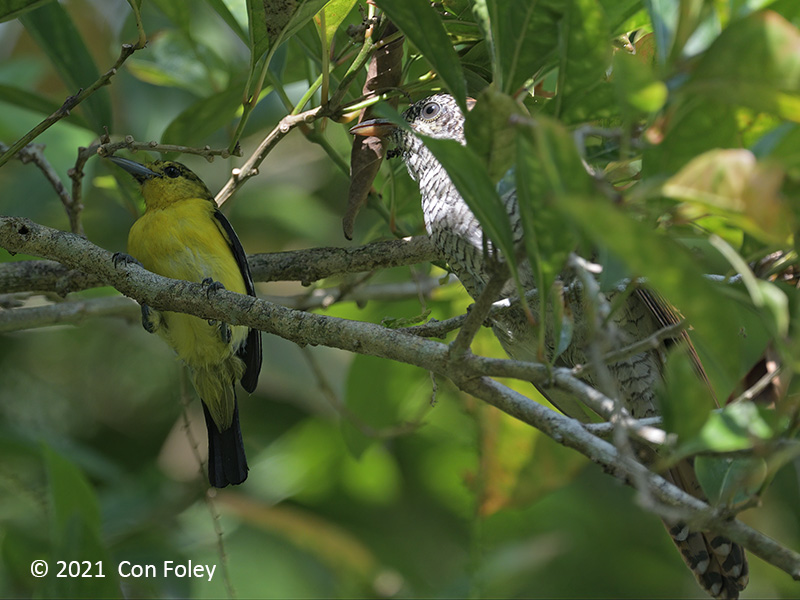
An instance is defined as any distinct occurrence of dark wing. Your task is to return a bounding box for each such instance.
[214,210,262,393]
[634,288,717,406]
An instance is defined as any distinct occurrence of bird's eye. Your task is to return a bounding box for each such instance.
[421,101,440,120]
[164,165,181,178]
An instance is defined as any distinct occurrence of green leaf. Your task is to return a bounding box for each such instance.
[149,0,192,36]
[514,115,585,301]
[0,0,52,22]
[43,445,100,538]
[343,355,432,458]
[125,30,229,94]
[677,401,782,458]
[473,0,560,94]
[19,1,112,132]
[205,0,249,45]
[161,83,245,147]
[688,11,800,122]
[658,350,716,441]
[612,50,668,117]
[558,195,754,399]
[42,445,120,598]
[662,149,793,243]
[554,0,615,123]
[695,455,767,505]
[643,97,739,179]
[645,0,679,64]
[319,0,358,43]
[464,86,525,183]
[0,83,91,130]
[247,0,269,59]
[375,0,467,107]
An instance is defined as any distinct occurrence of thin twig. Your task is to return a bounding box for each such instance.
[0,143,80,233]
[0,43,143,169]
[215,107,326,206]
[449,269,508,359]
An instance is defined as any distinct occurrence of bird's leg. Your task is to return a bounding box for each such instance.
[201,278,232,344]
[112,253,161,334]
[140,304,162,334]
[112,251,143,268]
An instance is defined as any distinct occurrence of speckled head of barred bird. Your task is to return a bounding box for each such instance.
[351,94,749,600]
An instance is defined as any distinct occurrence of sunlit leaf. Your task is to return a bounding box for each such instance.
[375,0,467,106]
[688,11,800,122]
[611,50,667,117]
[663,149,792,242]
[555,0,615,124]
[318,0,358,43]
[514,114,586,295]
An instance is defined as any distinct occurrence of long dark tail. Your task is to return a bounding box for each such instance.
[202,399,248,487]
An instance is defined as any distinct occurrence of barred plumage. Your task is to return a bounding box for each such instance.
[377,93,749,599]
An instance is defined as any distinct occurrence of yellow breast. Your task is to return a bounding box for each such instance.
[128,198,248,367]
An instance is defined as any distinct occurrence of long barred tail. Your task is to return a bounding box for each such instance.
[203,399,248,487]
[666,523,748,599]
[664,462,748,598]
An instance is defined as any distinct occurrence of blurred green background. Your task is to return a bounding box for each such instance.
[1,0,799,598]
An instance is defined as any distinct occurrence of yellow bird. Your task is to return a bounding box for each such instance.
[110,156,262,488]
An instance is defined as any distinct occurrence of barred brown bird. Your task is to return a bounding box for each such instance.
[351,93,749,599]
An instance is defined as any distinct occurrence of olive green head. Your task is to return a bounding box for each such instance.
[109,157,214,209]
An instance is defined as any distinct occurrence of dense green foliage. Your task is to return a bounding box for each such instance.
[0,0,799,598]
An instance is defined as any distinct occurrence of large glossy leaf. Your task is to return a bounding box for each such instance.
[375,0,467,107]
[19,2,112,132]
[643,97,739,177]
[688,11,800,122]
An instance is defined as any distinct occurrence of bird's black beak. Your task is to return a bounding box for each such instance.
[108,156,160,183]
[349,118,397,139]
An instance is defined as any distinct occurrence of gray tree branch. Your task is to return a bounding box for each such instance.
[0,215,798,582]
